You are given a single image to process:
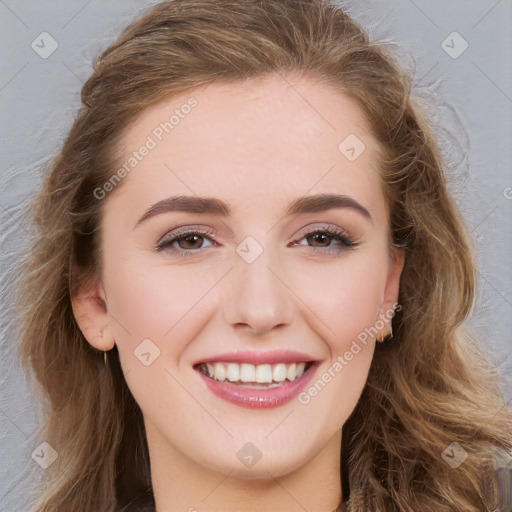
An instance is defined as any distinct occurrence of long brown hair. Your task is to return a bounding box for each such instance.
[16,0,512,510]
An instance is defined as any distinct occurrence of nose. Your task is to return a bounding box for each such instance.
[222,247,294,337]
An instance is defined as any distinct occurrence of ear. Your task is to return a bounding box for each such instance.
[71,276,115,351]
[379,248,405,334]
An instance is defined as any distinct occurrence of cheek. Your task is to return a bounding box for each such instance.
[288,254,387,347]
[101,250,223,361]
[292,259,381,424]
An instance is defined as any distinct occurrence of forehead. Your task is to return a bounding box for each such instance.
[109,72,384,223]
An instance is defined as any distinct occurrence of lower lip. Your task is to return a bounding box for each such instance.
[196,364,318,409]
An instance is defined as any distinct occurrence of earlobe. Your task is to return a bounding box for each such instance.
[71,279,115,351]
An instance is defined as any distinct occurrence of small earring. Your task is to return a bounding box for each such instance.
[377,325,393,343]
[104,350,108,367]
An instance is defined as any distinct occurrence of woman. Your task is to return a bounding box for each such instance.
[16,0,512,510]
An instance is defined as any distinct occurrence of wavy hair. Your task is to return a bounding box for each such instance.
[16,0,512,510]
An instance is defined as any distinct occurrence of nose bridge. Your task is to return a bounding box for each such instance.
[222,236,293,335]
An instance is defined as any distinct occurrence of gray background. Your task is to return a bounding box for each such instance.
[1,1,511,510]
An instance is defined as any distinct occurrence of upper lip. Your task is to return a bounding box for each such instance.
[195,349,320,366]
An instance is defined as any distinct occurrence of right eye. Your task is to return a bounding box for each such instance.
[155,227,219,258]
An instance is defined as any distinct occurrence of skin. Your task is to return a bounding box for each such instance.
[73,72,404,512]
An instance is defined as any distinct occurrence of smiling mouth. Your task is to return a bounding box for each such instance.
[194,361,315,388]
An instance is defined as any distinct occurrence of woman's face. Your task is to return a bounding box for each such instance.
[77,72,404,478]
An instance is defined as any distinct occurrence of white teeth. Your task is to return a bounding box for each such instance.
[214,362,226,382]
[226,363,240,382]
[240,363,256,382]
[286,363,296,381]
[272,363,287,382]
[255,364,273,383]
[200,361,310,384]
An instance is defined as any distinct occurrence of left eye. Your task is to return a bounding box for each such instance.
[292,227,357,251]
[156,226,357,257]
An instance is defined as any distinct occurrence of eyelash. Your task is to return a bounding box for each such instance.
[155,225,358,258]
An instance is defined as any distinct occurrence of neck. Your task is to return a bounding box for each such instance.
[146,425,343,512]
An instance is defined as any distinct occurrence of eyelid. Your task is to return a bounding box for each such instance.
[156,224,217,246]
[294,222,356,241]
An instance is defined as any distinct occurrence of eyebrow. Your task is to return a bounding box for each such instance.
[134,193,373,227]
